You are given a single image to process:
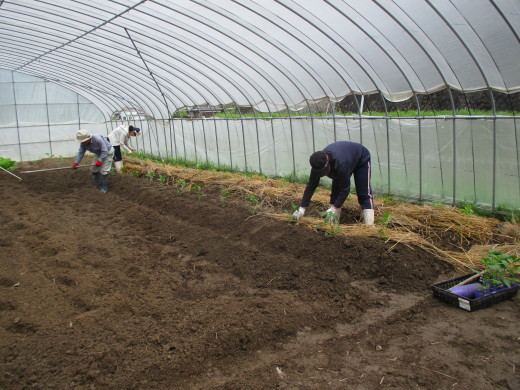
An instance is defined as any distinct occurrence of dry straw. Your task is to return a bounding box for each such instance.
[125,157,519,270]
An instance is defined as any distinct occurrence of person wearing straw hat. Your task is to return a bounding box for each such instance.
[108,124,140,173]
[292,141,374,225]
[72,129,114,193]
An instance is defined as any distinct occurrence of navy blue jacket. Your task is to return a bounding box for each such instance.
[300,141,371,208]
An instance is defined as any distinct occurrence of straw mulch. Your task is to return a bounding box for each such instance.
[124,157,520,271]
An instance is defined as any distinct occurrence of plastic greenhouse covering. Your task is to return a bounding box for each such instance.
[0,0,519,211]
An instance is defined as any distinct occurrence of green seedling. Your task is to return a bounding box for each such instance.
[145,172,155,182]
[376,210,392,238]
[245,195,260,215]
[377,210,392,226]
[318,211,340,236]
[176,179,187,195]
[286,201,300,225]
[192,184,203,200]
[220,189,232,207]
[158,174,168,185]
[459,202,475,216]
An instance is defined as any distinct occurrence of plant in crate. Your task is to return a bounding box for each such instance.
[472,250,520,296]
[432,249,519,311]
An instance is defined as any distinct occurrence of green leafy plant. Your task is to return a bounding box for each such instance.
[155,174,169,190]
[0,157,16,171]
[473,250,520,289]
[220,189,232,207]
[377,210,392,226]
[245,195,260,214]
[459,202,475,216]
[284,202,300,225]
[192,184,203,200]
[145,172,155,182]
[376,210,392,237]
[176,179,187,195]
[318,211,340,236]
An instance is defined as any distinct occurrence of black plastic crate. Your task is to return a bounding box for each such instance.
[431,273,519,312]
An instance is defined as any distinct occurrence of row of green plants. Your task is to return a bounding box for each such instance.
[131,152,309,184]
[5,152,515,290]
[2,151,517,221]
[128,160,520,291]
[132,151,519,221]
[132,166,262,212]
[172,109,518,119]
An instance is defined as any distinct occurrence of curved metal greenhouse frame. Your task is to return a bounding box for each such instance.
[0,0,519,211]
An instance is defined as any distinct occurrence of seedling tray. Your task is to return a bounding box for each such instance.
[431,273,519,312]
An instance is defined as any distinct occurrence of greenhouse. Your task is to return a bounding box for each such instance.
[1,1,519,389]
[1,0,519,210]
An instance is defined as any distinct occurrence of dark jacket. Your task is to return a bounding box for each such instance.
[300,141,371,208]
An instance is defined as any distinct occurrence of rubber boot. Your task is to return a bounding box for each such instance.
[100,174,109,193]
[92,173,101,190]
[362,209,375,225]
[114,161,123,173]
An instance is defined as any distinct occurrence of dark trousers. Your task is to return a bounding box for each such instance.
[113,145,122,162]
[330,160,374,210]
[353,161,374,209]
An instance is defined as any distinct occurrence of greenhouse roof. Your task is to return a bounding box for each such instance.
[1,0,519,119]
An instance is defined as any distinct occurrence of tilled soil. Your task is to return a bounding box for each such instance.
[0,159,518,390]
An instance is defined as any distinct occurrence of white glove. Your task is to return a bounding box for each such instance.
[292,207,306,220]
[325,205,340,223]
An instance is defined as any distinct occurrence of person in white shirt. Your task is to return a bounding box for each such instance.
[108,124,140,172]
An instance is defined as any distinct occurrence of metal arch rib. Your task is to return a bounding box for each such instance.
[12,0,149,71]
[152,0,310,112]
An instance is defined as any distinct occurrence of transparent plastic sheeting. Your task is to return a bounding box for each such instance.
[0,0,519,119]
[1,69,519,210]
[0,117,520,208]
[1,116,518,209]
[131,118,519,210]
[0,70,108,161]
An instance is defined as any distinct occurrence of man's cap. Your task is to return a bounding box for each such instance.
[76,129,92,142]
[309,151,329,176]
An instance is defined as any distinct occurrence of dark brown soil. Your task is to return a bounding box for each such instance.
[1,159,518,390]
